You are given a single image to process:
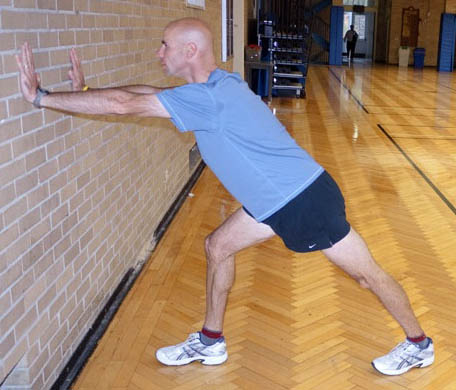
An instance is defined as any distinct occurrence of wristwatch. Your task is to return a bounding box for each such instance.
[33,87,50,109]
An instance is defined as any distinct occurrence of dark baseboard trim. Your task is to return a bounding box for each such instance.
[51,161,206,390]
[51,268,134,390]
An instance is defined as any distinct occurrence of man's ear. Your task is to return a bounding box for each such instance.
[185,42,197,59]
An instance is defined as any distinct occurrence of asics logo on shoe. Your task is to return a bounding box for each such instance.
[398,356,423,369]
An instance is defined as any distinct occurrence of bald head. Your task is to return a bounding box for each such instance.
[166,18,214,56]
[158,18,216,83]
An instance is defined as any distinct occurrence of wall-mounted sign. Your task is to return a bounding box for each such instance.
[401,6,420,47]
[186,0,205,9]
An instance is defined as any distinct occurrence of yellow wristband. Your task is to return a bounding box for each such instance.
[82,85,89,91]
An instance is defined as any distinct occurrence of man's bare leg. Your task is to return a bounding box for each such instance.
[326,228,436,375]
[203,207,275,331]
[156,208,275,366]
[322,227,424,338]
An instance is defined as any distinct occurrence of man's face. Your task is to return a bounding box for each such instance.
[157,27,187,77]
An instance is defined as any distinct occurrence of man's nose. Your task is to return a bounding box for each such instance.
[156,46,164,58]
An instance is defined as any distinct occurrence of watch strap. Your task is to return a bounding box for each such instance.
[33,87,50,109]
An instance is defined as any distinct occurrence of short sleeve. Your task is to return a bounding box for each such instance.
[157,84,217,132]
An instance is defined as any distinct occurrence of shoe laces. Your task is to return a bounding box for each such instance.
[389,340,418,359]
[186,333,203,347]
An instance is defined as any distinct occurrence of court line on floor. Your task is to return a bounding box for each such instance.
[328,67,369,113]
[369,113,456,118]
[387,135,456,140]
[377,124,456,215]
[365,105,456,111]
[328,66,456,215]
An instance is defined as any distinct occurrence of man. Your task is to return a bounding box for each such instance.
[344,24,358,62]
[16,17,434,376]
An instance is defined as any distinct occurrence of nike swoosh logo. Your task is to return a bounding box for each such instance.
[308,243,317,249]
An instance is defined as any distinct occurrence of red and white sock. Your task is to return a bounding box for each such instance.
[200,327,223,345]
[407,334,429,349]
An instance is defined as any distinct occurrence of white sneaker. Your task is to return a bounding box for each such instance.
[156,332,228,366]
[372,338,434,375]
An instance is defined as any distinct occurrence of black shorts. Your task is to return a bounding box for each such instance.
[244,171,350,252]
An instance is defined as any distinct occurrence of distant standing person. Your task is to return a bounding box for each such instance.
[344,24,358,62]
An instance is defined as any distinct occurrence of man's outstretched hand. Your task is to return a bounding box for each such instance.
[68,48,86,91]
[15,42,39,104]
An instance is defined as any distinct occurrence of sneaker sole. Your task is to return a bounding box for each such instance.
[156,351,228,366]
[371,356,434,376]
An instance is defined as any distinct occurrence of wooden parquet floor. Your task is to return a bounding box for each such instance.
[72,64,456,390]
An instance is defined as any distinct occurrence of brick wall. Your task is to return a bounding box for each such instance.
[0,1,227,389]
[388,0,445,65]
[446,0,456,13]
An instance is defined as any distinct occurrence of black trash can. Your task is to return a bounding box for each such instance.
[413,48,425,69]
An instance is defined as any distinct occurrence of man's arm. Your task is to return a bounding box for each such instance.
[111,85,169,94]
[39,89,170,118]
[68,47,170,94]
[17,42,170,118]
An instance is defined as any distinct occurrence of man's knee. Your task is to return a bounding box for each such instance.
[205,233,229,263]
[353,267,391,290]
[353,274,370,289]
